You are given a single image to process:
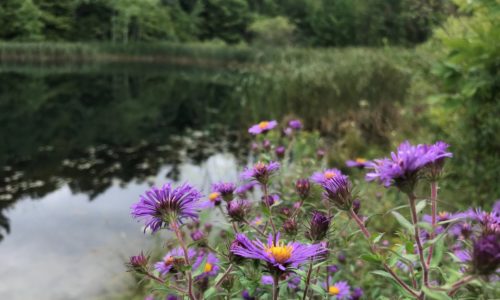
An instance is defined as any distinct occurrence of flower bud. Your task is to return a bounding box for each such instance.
[204,223,213,233]
[472,234,500,275]
[283,219,298,236]
[316,149,326,159]
[127,252,149,274]
[191,229,204,242]
[327,264,338,274]
[306,211,331,241]
[295,178,311,199]
[262,194,279,206]
[322,175,353,210]
[275,146,286,159]
[352,199,361,214]
[337,252,346,264]
[262,140,271,150]
[280,207,291,217]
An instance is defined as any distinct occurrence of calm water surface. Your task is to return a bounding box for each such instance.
[0,62,399,299]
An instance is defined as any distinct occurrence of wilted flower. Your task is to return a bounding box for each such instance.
[326,280,351,299]
[472,234,500,275]
[275,146,286,159]
[366,141,452,193]
[241,161,280,184]
[311,168,342,184]
[131,183,202,232]
[154,247,195,276]
[295,178,311,199]
[227,199,251,222]
[346,158,369,169]
[193,252,220,279]
[306,211,331,241]
[230,232,327,274]
[288,119,303,130]
[321,174,353,210]
[127,252,149,274]
[248,120,278,135]
[212,182,236,202]
[283,219,299,236]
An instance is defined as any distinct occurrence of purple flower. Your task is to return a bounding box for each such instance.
[321,174,352,210]
[326,280,351,299]
[311,168,342,184]
[275,146,286,159]
[295,178,311,199]
[454,248,471,263]
[191,229,204,241]
[241,161,280,184]
[131,183,202,232]
[193,252,220,279]
[212,182,236,201]
[284,127,293,136]
[201,191,222,209]
[366,141,452,192]
[352,199,361,214]
[230,232,327,274]
[249,120,278,135]
[235,182,258,197]
[261,275,274,285]
[154,247,195,276]
[262,193,280,206]
[346,158,369,169]
[327,264,339,274]
[242,290,255,300]
[472,234,500,275]
[350,287,364,300]
[227,199,251,222]
[288,119,303,130]
[262,140,272,150]
[144,296,154,300]
[306,211,331,241]
[166,295,178,300]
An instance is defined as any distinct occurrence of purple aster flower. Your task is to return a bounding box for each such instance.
[425,141,453,177]
[365,141,452,192]
[327,264,339,274]
[212,182,236,201]
[230,232,327,274]
[227,199,251,222]
[454,248,471,263]
[284,127,293,136]
[472,234,500,275]
[321,174,353,210]
[346,158,369,169]
[251,216,264,227]
[275,146,286,159]
[127,252,149,274]
[287,274,301,290]
[193,252,220,279]
[242,290,255,300]
[288,119,303,130]
[306,211,331,241]
[166,295,178,300]
[311,168,342,184]
[350,287,364,300]
[131,183,203,232]
[201,191,222,209]
[241,161,280,184]
[262,193,280,206]
[248,120,278,135]
[295,178,311,199]
[154,247,195,276]
[261,275,274,285]
[235,182,257,197]
[326,280,351,299]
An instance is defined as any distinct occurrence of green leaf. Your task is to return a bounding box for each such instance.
[430,238,445,267]
[416,200,426,214]
[391,211,414,232]
[310,283,327,296]
[360,253,382,264]
[371,232,385,244]
[203,287,218,299]
[417,222,433,231]
[422,287,452,300]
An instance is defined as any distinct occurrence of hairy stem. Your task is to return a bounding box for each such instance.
[214,264,234,289]
[448,275,475,296]
[426,181,438,267]
[262,183,277,242]
[272,275,280,300]
[408,193,430,288]
[171,222,197,300]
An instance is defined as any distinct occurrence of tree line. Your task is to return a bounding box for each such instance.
[0,0,455,46]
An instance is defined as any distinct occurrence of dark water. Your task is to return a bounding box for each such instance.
[0,62,403,299]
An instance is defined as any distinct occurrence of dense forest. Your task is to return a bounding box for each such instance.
[0,0,456,46]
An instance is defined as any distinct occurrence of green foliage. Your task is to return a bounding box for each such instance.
[431,0,500,205]
[0,0,43,40]
[249,16,296,46]
[200,0,251,44]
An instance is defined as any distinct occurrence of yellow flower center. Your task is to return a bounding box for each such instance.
[209,192,221,202]
[324,171,336,179]
[204,262,213,273]
[355,158,367,163]
[328,286,340,295]
[438,211,448,218]
[258,121,270,129]
[254,218,262,225]
[164,256,174,266]
[265,241,292,263]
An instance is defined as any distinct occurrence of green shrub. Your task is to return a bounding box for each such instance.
[249,16,296,47]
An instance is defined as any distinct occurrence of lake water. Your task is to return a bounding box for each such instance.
[0,62,401,299]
